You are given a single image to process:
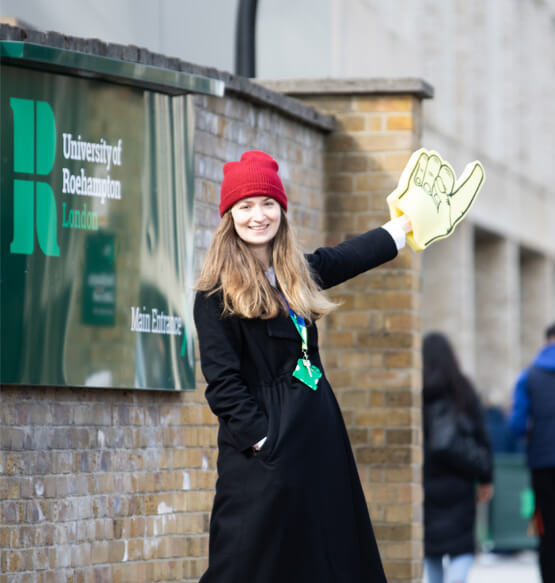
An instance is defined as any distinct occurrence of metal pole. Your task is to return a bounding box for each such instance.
[235,0,258,77]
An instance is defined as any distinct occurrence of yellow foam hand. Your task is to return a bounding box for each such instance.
[387,149,485,251]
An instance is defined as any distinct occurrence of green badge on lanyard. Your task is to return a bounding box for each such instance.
[293,357,322,391]
[288,308,322,391]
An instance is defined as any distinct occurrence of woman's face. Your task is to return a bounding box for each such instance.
[231,196,281,249]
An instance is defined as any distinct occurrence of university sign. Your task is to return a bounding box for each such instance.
[0,41,223,390]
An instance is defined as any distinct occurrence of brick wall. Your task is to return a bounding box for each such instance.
[0,26,431,583]
[1,386,215,582]
[325,94,424,583]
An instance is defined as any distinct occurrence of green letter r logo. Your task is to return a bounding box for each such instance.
[10,98,59,256]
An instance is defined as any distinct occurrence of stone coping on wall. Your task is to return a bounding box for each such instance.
[258,77,434,99]
[0,23,336,132]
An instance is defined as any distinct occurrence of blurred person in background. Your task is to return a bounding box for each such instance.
[509,322,555,583]
[422,332,494,583]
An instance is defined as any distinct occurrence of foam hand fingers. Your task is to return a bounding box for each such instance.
[435,164,455,196]
[431,164,455,211]
[453,161,485,201]
[422,154,442,194]
[445,161,485,228]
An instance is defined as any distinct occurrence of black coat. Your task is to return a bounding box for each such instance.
[423,391,493,557]
[194,228,397,583]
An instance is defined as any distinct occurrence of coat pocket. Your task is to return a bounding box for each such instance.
[253,385,286,464]
[255,412,279,462]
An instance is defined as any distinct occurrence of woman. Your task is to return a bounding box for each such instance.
[194,150,411,583]
[422,332,494,583]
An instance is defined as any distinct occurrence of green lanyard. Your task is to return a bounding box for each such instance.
[289,310,309,356]
[281,295,322,391]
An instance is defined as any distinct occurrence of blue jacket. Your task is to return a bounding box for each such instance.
[509,344,555,469]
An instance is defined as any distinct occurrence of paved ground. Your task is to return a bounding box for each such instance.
[467,551,540,583]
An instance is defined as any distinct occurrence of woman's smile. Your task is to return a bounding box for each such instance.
[231,196,281,259]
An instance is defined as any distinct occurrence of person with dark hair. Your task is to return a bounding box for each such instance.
[509,322,555,583]
[422,332,493,583]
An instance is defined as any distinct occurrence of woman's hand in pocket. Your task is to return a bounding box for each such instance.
[251,435,267,454]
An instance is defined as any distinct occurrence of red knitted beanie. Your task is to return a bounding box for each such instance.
[219,150,288,216]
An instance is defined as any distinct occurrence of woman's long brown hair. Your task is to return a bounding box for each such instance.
[196,210,337,322]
